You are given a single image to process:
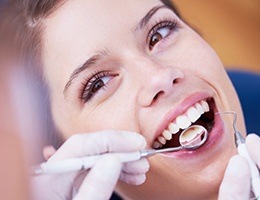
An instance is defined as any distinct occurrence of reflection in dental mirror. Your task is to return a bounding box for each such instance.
[179,125,208,150]
[152,125,208,154]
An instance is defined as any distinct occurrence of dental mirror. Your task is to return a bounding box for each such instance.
[179,125,208,150]
[149,125,208,155]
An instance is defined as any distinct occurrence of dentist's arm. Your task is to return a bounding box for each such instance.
[219,134,260,200]
[32,131,149,200]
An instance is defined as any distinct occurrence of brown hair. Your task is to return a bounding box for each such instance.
[0,0,68,149]
[0,0,66,73]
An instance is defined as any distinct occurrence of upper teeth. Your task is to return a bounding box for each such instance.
[152,100,210,149]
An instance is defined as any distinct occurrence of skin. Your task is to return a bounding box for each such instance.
[41,0,246,199]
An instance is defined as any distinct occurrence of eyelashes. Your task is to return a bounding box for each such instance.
[148,18,178,50]
[79,17,179,103]
[80,70,116,102]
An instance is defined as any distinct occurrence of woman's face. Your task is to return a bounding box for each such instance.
[42,0,245,199]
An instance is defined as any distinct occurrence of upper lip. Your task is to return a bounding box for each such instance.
[152,92,213,144]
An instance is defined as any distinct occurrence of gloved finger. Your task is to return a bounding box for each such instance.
[246,134,260,167]
[31,171,79,200]
[122,158,150,175]
[218,155,250,200]
[120,172,146,185]
[72,170,89,195]
[49,130,146,162]
[73,155,122,200]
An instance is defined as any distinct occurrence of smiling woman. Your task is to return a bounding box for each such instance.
[1,0,259,200]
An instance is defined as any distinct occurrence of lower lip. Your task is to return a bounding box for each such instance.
[161,110,224,158]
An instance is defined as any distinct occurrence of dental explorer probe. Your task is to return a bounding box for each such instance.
[33,125,208,176]
[33,147,182,175]
[217,112,260,200]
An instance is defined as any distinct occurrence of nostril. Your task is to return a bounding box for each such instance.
[153,91,164,101]
[173,79,179,84]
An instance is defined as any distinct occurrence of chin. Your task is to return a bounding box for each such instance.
[117,155,231,200]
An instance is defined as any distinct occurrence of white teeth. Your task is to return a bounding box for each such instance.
[201,100,210,112]
[168,123,179,134]
[195,103,204,115]
[157,136,166,145]
[187,107,200,123]
[152,141,162,149]
[176,115,191,129]
[153,100,211,149]
[162,130,172,140]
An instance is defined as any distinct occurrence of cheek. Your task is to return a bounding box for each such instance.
[79,82,142,133]
[171,31,232,98]
[185,37,244,128]
[161,28,227,82]
[66,98,138,136]
[182,34,226,80]
[162,30,244,130]
[181,35,245,132]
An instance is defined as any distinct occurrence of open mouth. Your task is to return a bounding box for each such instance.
[152,98,215,150]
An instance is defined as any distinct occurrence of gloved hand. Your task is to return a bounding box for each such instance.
[219,134,260,200]
[31,131,149,200]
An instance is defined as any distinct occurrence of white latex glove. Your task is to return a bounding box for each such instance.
[219,134,260,200]
[31,130,149,200]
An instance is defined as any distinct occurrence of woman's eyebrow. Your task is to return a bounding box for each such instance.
[63,4,174,98]
[135,4,171,31]
[63,50,109,97]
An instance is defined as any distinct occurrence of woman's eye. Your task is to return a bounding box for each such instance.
[148,21,177,50]
[81,72,114,102]
[91,76,110,93]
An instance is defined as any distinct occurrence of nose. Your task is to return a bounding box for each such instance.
[137,61,184,107]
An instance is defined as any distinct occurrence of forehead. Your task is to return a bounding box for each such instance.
[42,0,163,86]
[43,0,162,51]
[44,0,163,43]
[43,0,162,66]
